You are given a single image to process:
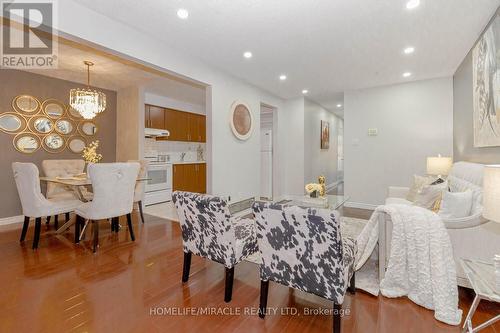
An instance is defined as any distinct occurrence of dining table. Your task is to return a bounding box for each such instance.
[39,176,150,234]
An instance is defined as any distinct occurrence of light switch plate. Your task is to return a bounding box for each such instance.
[368,128,378,136]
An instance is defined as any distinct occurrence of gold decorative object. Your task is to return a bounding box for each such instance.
[305,183,322,198]
[69,61,107,120]
[82,140,103,163]
[0,95,98,154]
[318,175,326,197]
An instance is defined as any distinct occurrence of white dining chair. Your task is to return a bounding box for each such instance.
[128,160,148,224]
[41,159,93,227]
[12,162,83,249]
[74,162,140,252]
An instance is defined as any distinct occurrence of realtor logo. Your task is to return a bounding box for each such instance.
[1,0,58,69]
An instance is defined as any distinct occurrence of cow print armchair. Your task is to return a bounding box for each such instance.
[252,201,356,333]
[172,191,258,302]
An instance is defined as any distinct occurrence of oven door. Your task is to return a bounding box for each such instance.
[146,164,172,192]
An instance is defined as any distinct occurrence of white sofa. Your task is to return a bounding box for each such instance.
[379,161,500,287]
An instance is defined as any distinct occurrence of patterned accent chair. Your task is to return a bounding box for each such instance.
[172,191,258,302]
[252,202,356,333]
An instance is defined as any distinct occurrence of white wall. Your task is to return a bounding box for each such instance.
[344,77,454,208]
[58,1,287,202]
[304,99,341,187]
[144,92,205,115]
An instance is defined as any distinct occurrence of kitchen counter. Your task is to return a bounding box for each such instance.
[171,161,206,165]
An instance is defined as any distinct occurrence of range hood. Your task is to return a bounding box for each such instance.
[145,128,170,138]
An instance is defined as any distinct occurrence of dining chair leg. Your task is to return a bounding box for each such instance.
[32,217,42,250]
[348,272,356,294]
[113,217,120,233]
[259,280,270,319]
[126,213,135,241]
[92,220,99,253]
[54,215,59,229]
[75,215,81,244]
[46,216,51,225]
[65,212,70,222]
[182,251,192,282]
[20,216,30,242]
[224,267,235,303]
[333,302,342,333]
[138,200,145,224]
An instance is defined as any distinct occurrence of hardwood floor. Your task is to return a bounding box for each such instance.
[0,212,498,333]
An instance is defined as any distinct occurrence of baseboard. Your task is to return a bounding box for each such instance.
[344,201,378,210]
[0,215,24,226]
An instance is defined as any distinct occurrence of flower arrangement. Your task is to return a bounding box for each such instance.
[305,183,322,198]
[82,140,103,164]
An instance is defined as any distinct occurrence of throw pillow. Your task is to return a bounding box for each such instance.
[406,175,435,202]
[438,190,473,219]
[414,181,448,210]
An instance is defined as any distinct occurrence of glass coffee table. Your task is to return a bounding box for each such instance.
[460,259,500,332]
[274,194,350,210]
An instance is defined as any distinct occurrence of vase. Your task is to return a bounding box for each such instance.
[310,190,318,198]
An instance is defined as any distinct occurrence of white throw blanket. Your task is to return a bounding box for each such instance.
[355,204,462,326]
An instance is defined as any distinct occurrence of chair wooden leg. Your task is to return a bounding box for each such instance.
[126,213,135,241]
[46,216,51,225]
[20,216,29,242]
[224,267,235,303]
[32,217,42,249]
[182,251,192,282]
[138,200,145,224]
[54,215,59,229]
[65,212,70,222]
[333,302,342,333]
[259,280,269,319]
[75,215,81,244]
[92,220,99,253]
[348,272,356,294]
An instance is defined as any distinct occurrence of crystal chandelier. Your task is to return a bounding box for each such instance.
[69,61,106,120]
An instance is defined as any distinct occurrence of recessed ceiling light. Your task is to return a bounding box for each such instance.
[279,74,287,81]
[243,51,252,59]
[337,104,342,108]
[403,46,415,54]
[402,72,412,78]
[302,89,308,94]
[177,8,189,19]
[406,0,420,10]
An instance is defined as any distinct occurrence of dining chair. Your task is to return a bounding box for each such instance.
[127,160,148,223]
[74,162,140,253]
[12,163,83,249]
[252,202,356,333]
[172,191,258,302]
[41,159,93,227]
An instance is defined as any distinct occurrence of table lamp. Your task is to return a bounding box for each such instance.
[427,154,453,183]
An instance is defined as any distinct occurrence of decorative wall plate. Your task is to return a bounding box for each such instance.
[229,101,253,141]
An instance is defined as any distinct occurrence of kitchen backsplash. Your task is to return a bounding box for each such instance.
[144,138,206,162]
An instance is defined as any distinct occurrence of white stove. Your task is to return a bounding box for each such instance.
[144,154,173,206]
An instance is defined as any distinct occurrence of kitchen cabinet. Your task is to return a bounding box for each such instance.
[172,163,206,194]
[145,105,165,129]
[165,109,189,141]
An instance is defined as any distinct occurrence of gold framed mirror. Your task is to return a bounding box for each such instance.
[13,95,40,114]
[13,133,41,154]
[80,121,98,136]
[67,136,87,154]
[43,133,65,153]
[42,99,65,119]
[0,113,26,133]
[68,106,83,119]
[32,116,54,134]
[55,118,74,135]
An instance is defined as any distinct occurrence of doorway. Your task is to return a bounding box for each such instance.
[260,104,275,200]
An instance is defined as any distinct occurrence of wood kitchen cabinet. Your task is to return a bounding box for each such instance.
[173,163,206,194]
[165,109,189,141]
[145,105,165,129]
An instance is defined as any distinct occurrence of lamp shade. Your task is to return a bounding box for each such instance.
[427,156,453,176]
[483,165,500,223]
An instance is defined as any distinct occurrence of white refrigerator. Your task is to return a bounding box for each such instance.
[260,129,273,199]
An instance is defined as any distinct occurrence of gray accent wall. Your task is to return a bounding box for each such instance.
[0,70,117,218]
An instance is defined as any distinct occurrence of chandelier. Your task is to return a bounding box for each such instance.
[69,61,106,120]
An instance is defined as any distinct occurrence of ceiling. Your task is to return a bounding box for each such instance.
[24,39,206,106]
[72,0,499,112]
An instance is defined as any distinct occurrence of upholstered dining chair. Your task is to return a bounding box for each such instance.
[172,191,258,302]
[127,160,148,223]
[252,202,356,333]
[74,162,140,253]
[12,163,83,249]
[41,159,93,228]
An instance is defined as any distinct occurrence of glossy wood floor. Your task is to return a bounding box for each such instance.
[0,211,498,333]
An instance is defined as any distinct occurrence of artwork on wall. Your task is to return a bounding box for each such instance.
[321,120,330,149]
[0,95,97,154]
[229,101,253,140]
[473,13,500,147]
